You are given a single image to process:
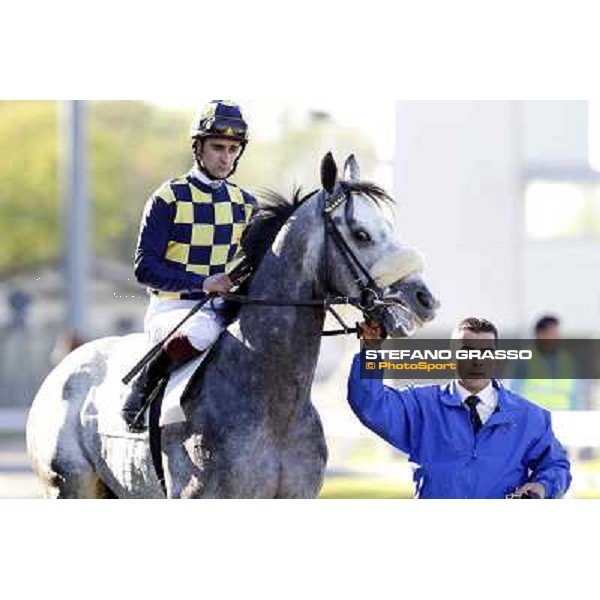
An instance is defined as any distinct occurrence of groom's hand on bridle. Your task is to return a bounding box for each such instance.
[358,321,383,339]
[358,321,384,350]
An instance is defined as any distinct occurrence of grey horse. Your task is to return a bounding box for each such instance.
[26,153,438,498]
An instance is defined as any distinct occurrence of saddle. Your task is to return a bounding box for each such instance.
[96,336,212,438]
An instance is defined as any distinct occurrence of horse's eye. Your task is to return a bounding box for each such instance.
[353,229,372,243]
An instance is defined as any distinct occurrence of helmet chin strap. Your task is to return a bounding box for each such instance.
[197,160,225,182]
[194,138,247,181]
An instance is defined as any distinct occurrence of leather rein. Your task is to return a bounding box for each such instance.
[123,186,393,384]
[222,185,393,337]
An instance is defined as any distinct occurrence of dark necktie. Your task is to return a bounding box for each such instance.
[464,395,483,434]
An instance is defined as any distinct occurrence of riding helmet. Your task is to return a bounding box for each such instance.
[190,100,249,144]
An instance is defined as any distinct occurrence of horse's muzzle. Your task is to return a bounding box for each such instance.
[375,275,439,338]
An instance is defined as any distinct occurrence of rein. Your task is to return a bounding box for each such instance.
[222,185,390,336]
[123,186,392,384]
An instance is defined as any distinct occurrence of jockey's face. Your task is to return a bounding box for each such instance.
[197,138,242,179]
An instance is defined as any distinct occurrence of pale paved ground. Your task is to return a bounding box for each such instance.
[0,433,43,499]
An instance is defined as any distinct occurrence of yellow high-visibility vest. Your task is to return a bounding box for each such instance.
[520,350,577,411]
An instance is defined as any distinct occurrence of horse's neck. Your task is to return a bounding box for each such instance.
[189,203,325,425]
[237,209,326,374]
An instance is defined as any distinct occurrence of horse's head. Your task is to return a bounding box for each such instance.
[319,152,438,337]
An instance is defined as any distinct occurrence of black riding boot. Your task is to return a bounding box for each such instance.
[121,349,172,432]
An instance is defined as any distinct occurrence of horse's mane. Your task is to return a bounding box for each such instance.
[240,187,315,269]
[241,181,394,269]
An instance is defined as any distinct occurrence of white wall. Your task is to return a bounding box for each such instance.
[393,100,598,338]
[394,101,524,335]
[521,101,597,336]
[524,241,600,336]
[521,101,588,166]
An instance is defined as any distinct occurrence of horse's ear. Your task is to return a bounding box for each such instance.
[321,152,338,194]
[343,154,361,181]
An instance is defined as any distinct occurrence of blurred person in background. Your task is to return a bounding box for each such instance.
[1,290,36,404]
[510,315,585,411]
[347,317,571,499]
[121,100,257,430]
[49,331,85,366]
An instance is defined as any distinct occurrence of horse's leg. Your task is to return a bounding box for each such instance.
[277,408,328,499]
[33,425,116,499]
[29,426,115,499]
[161,424,207,498]
[43,469,116,499]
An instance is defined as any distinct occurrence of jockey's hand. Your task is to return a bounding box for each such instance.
[512,482,546,499]
[203,273,234,294]
[358,321,384,340]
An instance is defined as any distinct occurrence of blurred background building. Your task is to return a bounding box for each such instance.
[395,101,596,337]
[1,100,599,497]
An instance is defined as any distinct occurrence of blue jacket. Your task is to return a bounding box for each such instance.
[347,354,571,499]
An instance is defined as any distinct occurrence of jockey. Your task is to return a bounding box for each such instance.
[122,100,257,431]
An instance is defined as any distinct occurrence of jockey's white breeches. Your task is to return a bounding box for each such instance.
[144,296,226,351]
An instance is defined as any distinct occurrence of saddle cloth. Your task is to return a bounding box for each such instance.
[94,334,208,438]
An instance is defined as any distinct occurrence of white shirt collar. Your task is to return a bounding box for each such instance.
[455,380,497,411]
[454,380,498,424]
[190,165,226,189]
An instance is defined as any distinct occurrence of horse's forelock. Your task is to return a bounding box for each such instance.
[343,181,394,207]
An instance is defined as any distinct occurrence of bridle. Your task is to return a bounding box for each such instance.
[223,184,394,334]
[322,184,386,315]
[124,185,398,384]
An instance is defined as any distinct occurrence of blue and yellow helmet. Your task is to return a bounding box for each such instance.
[190,100,249,144]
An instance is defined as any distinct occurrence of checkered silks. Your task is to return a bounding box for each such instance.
[152,176,255,299]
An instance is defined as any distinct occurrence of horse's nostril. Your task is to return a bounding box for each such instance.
[416,289,435,310]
